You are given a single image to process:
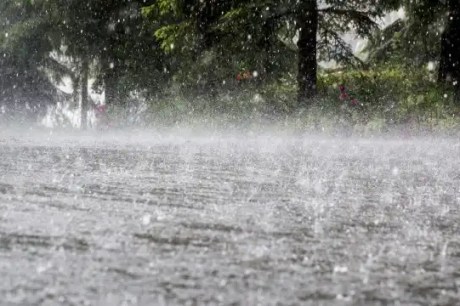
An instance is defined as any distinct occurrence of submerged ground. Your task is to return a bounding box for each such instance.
[0,129,459,305]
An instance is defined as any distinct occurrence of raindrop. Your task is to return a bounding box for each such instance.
[427,62,435,71]
[142,214,151,225]
[333,266,348,273]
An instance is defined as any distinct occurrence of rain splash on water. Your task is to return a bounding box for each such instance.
[0,128,459,305]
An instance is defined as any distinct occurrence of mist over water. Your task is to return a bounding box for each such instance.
[0,126,459,305]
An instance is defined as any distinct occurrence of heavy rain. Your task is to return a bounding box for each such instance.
[1,0,460,305]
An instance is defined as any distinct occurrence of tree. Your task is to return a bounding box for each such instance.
[142,0,239,97]
[439,0,460,102]
[0,0,97,126]
[366,0,460,103]
[0,0,56,117]
[41,0,169,127]
[1,0,171,126]
[366,1,446,65]
[219,0,382,106]
[147,0,383,107]
[297,0,318,104]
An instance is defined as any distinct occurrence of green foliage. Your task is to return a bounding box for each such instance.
[320,64,459,127]
[141,0,400,106]
[139,62,459,132]
[0,0,459,129]
[366,0,446,65]
[0,0,56,111]
[154,21,194,53]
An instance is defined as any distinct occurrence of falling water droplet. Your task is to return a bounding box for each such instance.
[142,214,151,225]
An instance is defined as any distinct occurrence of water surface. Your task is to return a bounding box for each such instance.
[1,131,459,305]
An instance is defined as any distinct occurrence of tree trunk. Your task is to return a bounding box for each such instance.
[195,1,219,97]
[297,0,318,107]
[263,18,276,78]
[105,74,117,105]
[196,1,214,51]
[438,0,460,104]
[104,63,118,106]
[196,0,234,50]
[72,75,80,109]
[101,41,120,106]
[80,57,89,129]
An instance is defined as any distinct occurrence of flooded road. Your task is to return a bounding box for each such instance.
[1,131,460,305]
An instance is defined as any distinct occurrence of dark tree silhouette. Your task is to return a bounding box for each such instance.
[297,0,318,106]
[439,0,460,103]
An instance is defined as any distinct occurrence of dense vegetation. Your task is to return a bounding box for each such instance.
[0,0,459,131]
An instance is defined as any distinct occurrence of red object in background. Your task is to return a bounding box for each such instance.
[93,104,111,129]
[339,84,348,100]
[95,104,107,116]
[236,70,252,81]
[338,84,359,106]
[340,92,349,100]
